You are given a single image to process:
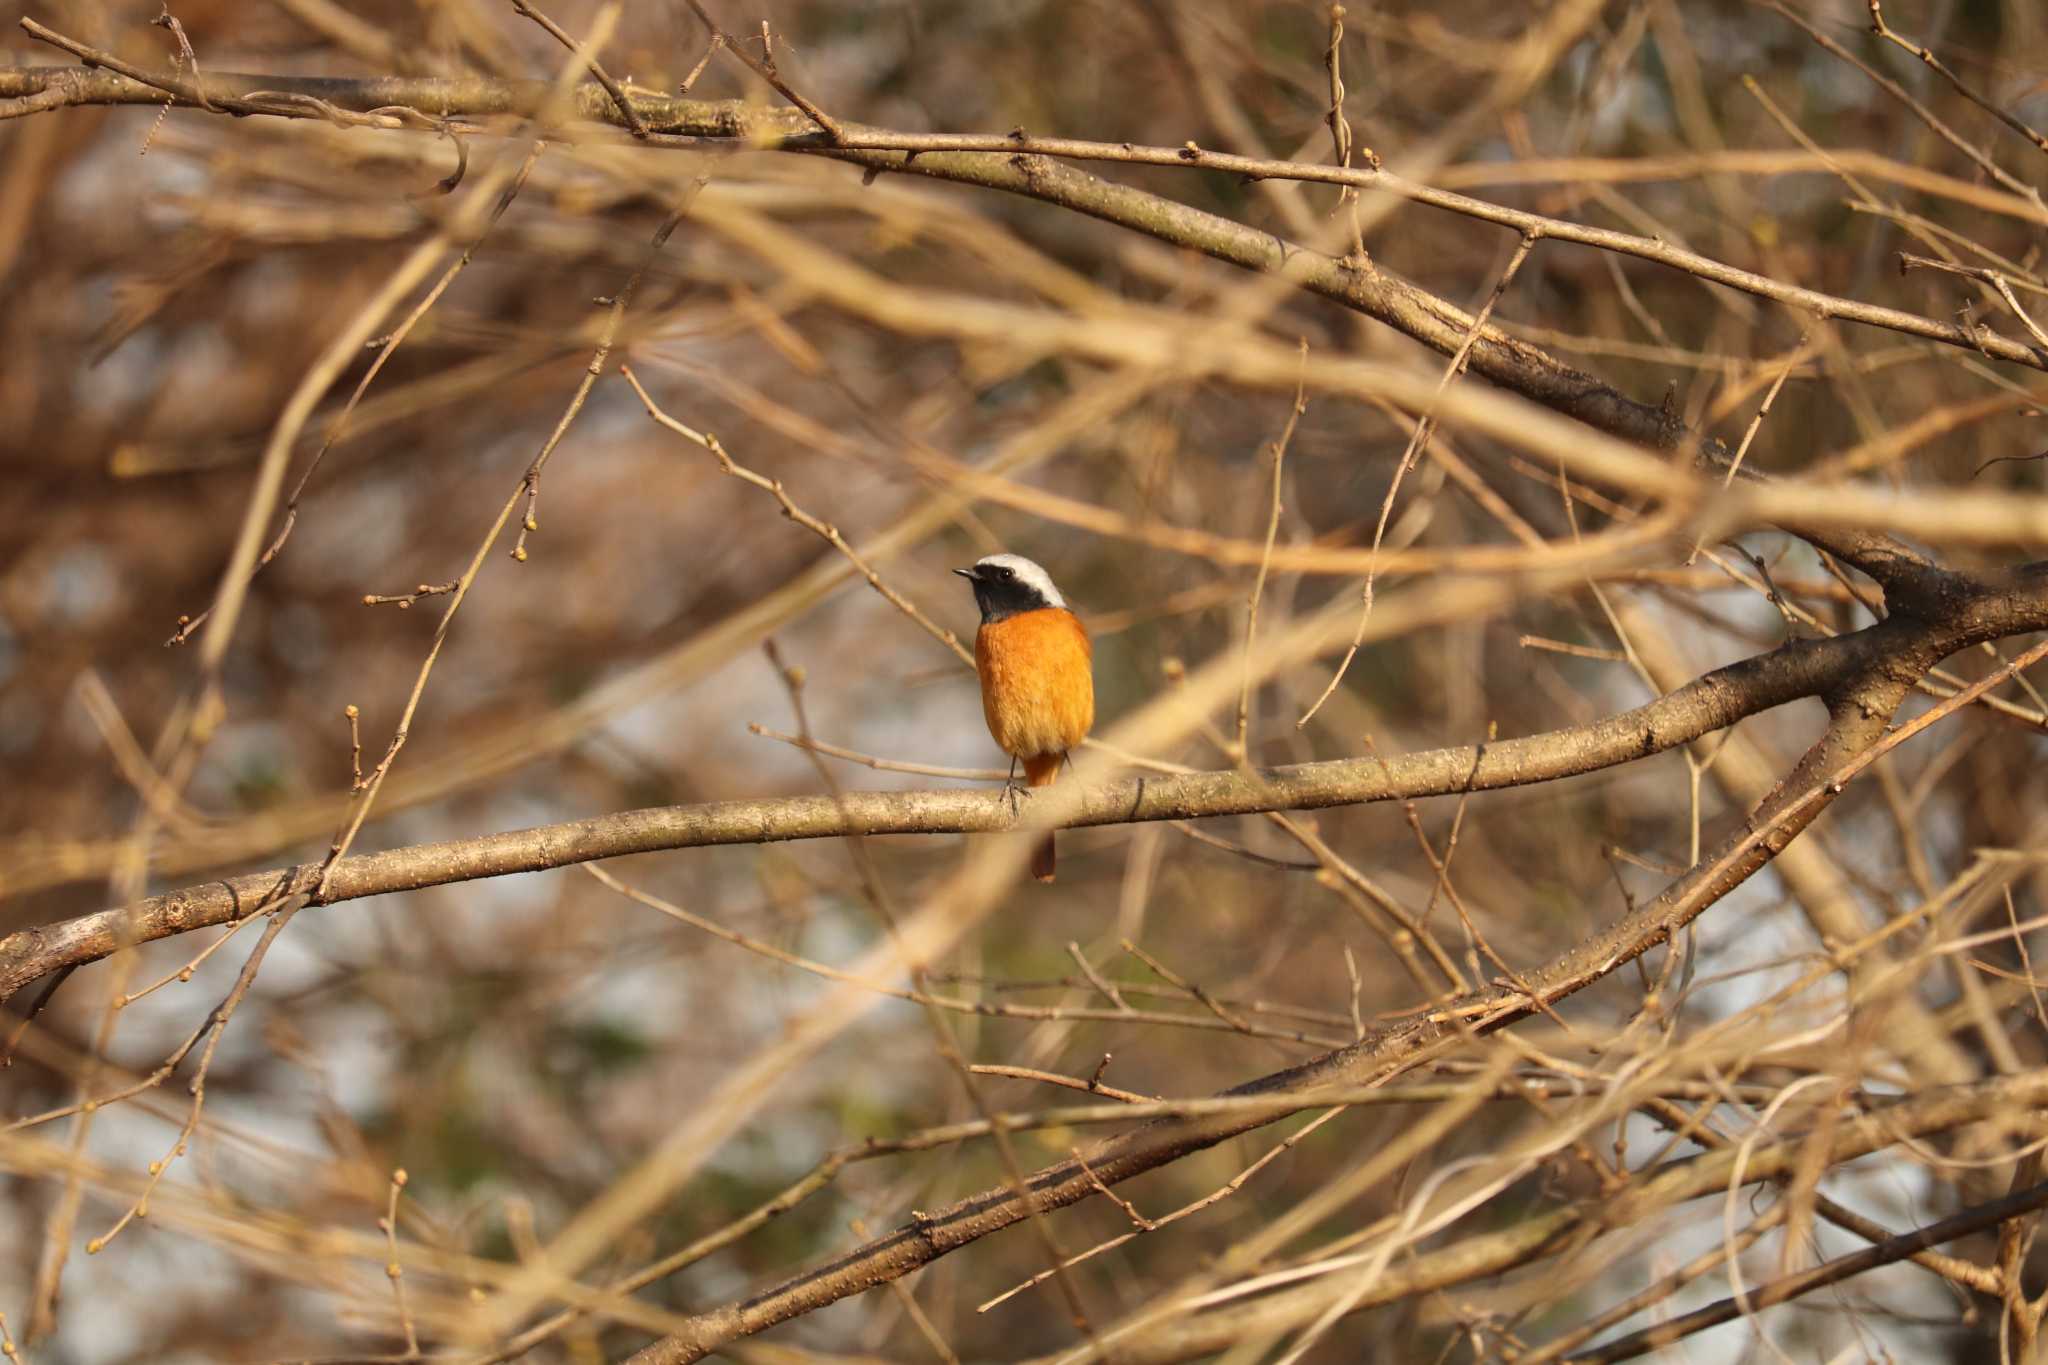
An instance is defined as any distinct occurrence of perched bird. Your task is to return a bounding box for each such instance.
[954,553,1095,882]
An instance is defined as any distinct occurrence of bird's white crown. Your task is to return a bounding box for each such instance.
[973,553,1065,609]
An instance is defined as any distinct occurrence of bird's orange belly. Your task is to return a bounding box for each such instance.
[975,608,1095,763]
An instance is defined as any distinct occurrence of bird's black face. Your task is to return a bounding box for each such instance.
[955,559,1055,624]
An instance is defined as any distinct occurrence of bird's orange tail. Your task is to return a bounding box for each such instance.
[1023,753,1064,883]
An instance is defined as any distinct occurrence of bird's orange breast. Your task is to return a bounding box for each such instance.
[975,607,1094,773]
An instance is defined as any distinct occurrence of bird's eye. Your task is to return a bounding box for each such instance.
[994,566,1012,579]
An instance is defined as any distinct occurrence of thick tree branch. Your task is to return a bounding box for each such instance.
[0,51,2041,378]
[1027,1074,2048,1365]
[0,53,2023,595]
[619,631,1960,1364]
[0,612,1960,1006]
[1571,1178,2048,1364]
[6,582,2037,1364]
[624,605,2048,1361]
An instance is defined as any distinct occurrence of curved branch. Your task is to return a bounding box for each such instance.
[619,613,1987,1363]
[627,614,2048,1361]
[773,146,1943,600]
[0,51,2019,593]
[2,47,2043,375]
[616,722,1869,1364]
[0,618,1915,1005]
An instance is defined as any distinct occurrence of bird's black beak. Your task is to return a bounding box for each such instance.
[953,566,979,582]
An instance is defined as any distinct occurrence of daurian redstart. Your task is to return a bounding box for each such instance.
[955,554,1094,882]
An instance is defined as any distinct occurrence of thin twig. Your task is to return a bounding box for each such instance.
[1766,1,2043,213]
[581,863,1337,1046]
[379,1169,421,1359]
[509,0,646,137]
[1322,4,1368,262]
[1684,332,1811,564]
[968,1065,1153,1105]
[620,364,973,667]
[149,4,210,111]
[1297,232,1537,727]
[1121,940,1258,1036]
[1576,1180,2048,1362]
[680,0,842,141]
[1066,943,1134,1014]
[1867,1,2048,161]
[1235,343,1307,763]
[169,142,546,644]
